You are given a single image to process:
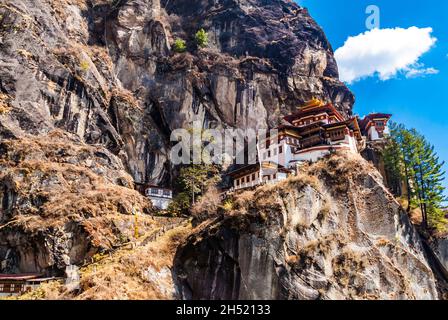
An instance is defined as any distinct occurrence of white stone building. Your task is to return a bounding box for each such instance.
[145,186,173,210]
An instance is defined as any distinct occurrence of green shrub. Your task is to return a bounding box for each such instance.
[221,199,234,212]
[167,192,191,216]
[80,60,90,72]
[195,28,208,48]
[173,38,187,53]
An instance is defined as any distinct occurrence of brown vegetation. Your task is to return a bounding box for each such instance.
[18,223,192,300]
[191,186,222,220]
[0,93,11,114]
[0,131,154,249]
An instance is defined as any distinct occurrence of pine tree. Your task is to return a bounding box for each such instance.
[179,164,209,204]
[384,123,447,229]
[385,122,416,212]
[409,130,446,227]
[383,122,404,196]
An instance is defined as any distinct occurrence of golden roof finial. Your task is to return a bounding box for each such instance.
[300,97,324,110]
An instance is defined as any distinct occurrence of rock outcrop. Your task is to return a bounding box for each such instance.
[0,131,155,274]
[174,153,439,300]
[0,0,353,186]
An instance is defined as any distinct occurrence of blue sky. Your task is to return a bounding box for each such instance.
[298,0,448,201]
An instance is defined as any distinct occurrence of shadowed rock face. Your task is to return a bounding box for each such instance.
[174,154,440,300]
[430,237,448,275]
[0,0,353,186]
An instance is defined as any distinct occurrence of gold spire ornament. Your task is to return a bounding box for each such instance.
[300,97,325,110]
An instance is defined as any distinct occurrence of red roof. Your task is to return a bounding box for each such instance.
[284,103,345,124]
[359,113,392,132]
[363,113,392,120]
[0,273,43,281]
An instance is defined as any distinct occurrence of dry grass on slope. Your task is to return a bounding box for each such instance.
[214,151,387,229]
[19,223,193,300]
[78,224,192,300]
[0,131,154,250]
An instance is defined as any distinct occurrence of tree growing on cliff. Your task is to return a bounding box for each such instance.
[384,122,416,211]
[195,28,208,48]
[383,124,403,196]
[168,164,221,216]
[179,164,209,204]
[167,192,191,217]
[384,123,447,229]
[409,129,447,228]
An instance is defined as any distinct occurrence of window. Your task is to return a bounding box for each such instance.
[268,150,271,158]
[236,179,240,186]
[10,284,15,292]
[0,284,3,292]
[151,188,159,195]
[273,174,277,180]
[252,173,256,181]
[246,176,250,183]
[163,190,171,197]
[279,146,283,154]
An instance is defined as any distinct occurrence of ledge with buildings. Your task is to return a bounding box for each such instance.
[135,99,392,204]
[226,99,392,192]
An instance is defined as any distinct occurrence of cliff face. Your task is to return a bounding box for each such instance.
[1,0,442,300]
[0,0,355,275]
[0,131,155,274]
[174,153,440,300]
[0,0,353,186]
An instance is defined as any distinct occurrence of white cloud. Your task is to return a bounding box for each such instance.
[405,66,439,78]
[335,27,438,83]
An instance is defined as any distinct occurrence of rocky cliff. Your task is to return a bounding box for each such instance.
[174,153,441,300]
[0,0,354,276]
[1,0,445,300]
[0,131,155,274]
[0,0,353,186]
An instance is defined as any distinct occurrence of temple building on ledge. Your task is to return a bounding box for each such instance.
[359,113,392,141]
[227,99,392,192]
